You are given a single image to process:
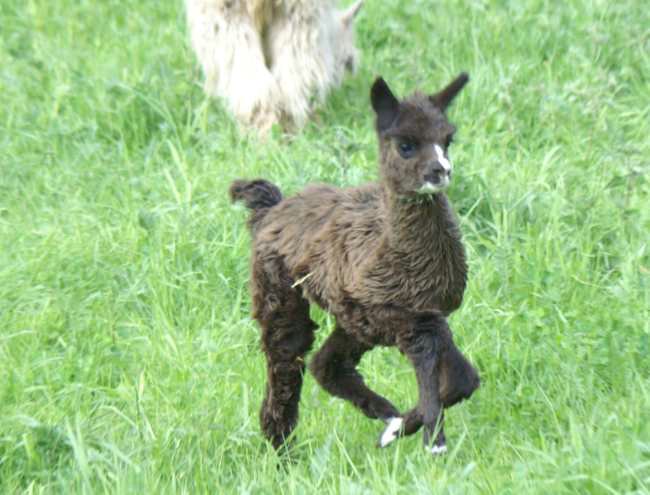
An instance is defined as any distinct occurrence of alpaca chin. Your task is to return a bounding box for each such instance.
[417,178,449,195]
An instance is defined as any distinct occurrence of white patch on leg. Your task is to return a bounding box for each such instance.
[379,417,403,448]
[434,144,452,172]
[428,443,448,456]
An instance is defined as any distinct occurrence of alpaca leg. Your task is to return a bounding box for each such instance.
[186,0,279,131]
[258,302,316,449]
[438,332,480,408]
[252,255,317,449]
[394,314,448,455]
[385,327,480,442]
[309,326,400,421]
[266,4,339,129]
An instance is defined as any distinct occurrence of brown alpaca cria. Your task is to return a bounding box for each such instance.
[230,73,480,454]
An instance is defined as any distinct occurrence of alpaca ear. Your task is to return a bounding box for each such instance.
[430,72,469,111]
[371,77,399,132]
[341,0,363,27]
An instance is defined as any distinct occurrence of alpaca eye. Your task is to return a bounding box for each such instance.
[397,141,417,159]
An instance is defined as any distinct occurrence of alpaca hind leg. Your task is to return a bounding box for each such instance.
[255,272,316,449]
[259,324,315,449]
[309,326,400,422]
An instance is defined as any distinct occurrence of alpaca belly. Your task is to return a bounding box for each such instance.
[297,289,398,347]
[336,308,399,347]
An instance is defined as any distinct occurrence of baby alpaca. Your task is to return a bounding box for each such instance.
[186,0,363,133]
[230,73,479,454]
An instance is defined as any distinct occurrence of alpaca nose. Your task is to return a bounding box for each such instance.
[423,163,447,184]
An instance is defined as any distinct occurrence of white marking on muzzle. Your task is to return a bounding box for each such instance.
[417,176,449,194]
[434,144,452,172]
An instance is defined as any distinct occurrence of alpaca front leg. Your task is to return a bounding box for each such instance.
[395,316,447,455]
[381,329,480,445]
[309,326,400,421]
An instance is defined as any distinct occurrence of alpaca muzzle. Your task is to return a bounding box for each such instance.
[419,162,450,194]
[423,162,448,185]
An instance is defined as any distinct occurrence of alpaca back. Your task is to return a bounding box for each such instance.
[252,184,385,306]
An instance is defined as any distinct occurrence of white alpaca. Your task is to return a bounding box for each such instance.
[186,0,363,133]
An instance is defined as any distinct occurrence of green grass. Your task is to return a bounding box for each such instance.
[1,0,649,492]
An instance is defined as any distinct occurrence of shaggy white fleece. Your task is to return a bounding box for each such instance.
[186,0,362,133]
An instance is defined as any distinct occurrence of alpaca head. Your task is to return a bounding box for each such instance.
[330,1,363,78]
[370,73,469,197]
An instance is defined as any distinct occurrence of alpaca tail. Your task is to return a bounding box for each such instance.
[229,179,283,229]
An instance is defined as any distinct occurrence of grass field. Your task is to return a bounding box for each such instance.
[2,0,649,492]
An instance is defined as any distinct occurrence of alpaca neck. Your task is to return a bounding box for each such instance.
[384,189,458,252]
[379,187,467,313]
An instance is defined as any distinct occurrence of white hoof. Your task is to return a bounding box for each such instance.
[428,443,448,456]
[378,417,403,448]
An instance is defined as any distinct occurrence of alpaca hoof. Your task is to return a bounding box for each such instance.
[378,417,403,448]
[427,443,447,456]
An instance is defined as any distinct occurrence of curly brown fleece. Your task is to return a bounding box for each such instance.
[230,73,479,451]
